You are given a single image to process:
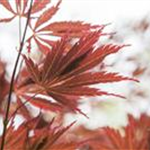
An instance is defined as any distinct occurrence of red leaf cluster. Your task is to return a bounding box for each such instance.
[0,0,50,21]
[15,31,137,117]
[0,115,75,150]
[0,0,140,150]
[92,114,150,150]
[0,0,100,53]
[1,114,148,150]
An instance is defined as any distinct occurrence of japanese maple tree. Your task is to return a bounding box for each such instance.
[0,0,144,150]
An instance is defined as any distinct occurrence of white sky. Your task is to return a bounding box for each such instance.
[57,0,150,22]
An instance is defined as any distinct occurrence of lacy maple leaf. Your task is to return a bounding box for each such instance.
[93,114,150,150]
[0,0,50,22]
[0,115,74,150]
[15,30,137,116]
[0,0,100,54]
[51,114,150,150]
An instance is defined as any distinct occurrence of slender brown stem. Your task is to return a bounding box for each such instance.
[15,14,23,83]
[9,89,44,121]
[19,15,22,43]
[0,0,33,150]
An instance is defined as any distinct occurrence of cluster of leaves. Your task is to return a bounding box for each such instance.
[0,0,144,150]
[0,0,99,53]
[51,114,150,150]
[0,115,76,150]
[18,31,137,117]
[1,112,150,150]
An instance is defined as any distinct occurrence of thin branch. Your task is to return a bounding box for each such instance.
[9,89,44,121]
[15,14,23,83]
[0,0,34,150]
[19,15,22,43]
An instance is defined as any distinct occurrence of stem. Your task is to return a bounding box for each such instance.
[0,0,33,150]
[9,89,44,121]
[19,15,22,43]
[15,14,23,83]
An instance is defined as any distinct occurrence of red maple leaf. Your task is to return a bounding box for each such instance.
[0,0,50,22]
[0,0,100,54]
[15,31,137,116]
[96,114,150,150]
[53,114,150,150]
[0,115,75,150]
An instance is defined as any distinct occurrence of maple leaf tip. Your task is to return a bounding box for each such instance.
[131,78,140,83]
[108,93,126,99]
[101,32,116,36]
[66,121,77,130]
[123,44,132,47]
[77,108,89,119]
[103,22,112,27]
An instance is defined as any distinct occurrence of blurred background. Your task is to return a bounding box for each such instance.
[0,0,150,130]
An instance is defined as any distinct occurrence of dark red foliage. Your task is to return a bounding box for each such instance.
[0,60,9,113]
[0,115,75,150]
[0,0,50,21]
[0,0,140,150]
[93,114,150,150]
[0,0,100,54]
[15,31,137,117]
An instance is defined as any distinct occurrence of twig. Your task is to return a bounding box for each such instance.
[9,89,44,121]
[15,13,23,83]
[0,0,34,149]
